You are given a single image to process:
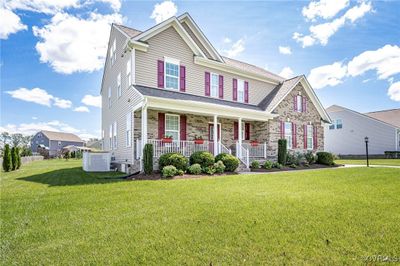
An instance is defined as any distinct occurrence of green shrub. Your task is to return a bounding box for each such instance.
[251,160,260,169]
[2,144,12,172]
[263,160,272,169]
[289,163,297,168]
[316,152,334,165]
[286,152,295,165]
[214,160,225,174]
[159,152,188,171]
[203,166,216,175]
[190,151,214,168]
[303,162,310,167]
[177,169,184,176]
[11,147,17,170]
[64,151,70,160]
[304,151,316,164]
[272,162,283,169]
[215,153,239,172]
[278,139,287,165]
[188,163,202,175]
[16,147,21,169]
[162,165,177,178]
[143,144,153,175]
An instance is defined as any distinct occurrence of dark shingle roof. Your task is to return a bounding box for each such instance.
[365,109,400,128]
[114,24,142,38]
[41,130,83,142]
[134,85,263,111]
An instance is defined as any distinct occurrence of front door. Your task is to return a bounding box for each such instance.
[208,123,221,141]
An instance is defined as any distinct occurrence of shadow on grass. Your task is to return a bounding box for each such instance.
[17,167,126,187]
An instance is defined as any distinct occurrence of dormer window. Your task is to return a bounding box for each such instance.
[165,57,180,90]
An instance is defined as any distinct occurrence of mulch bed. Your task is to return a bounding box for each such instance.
[251,164,342,173]
[129,171,238,181]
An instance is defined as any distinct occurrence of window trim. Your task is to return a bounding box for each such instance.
[284,122,293,149]
[208,122,221,141]
[210,72,219,98]
[237,79,245,103]
[117,72,122,98]
[306,124,313,150]
[109,124,113,150]
[164,114,180,141]
[296,95,303,112]
[164,57,180,91]
[111,39,116,65]
[126,112,132,147]
[126,59,131,88]
[336,119,343,129]
[113,121,117,150]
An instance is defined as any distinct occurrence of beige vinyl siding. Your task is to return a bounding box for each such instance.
[135,26,276,106]
[101,26,143,163]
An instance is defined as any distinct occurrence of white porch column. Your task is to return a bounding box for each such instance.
[141,104,148,157]
[213,115,218,156]
[238,117,242,157]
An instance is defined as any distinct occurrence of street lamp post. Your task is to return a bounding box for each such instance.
[365,136,369,167]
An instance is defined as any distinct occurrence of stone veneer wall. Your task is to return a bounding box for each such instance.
[267,83,324,158]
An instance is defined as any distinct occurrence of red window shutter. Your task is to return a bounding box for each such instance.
[180,115,187,140]
[180,65,186,92]
[245,123,250,140]
[244,81,249,103]
[234,122,238,140]
[219,75,224,99]
[313,126,318,150]
[158,113,165,139]
[205,72,210,96]
[294,95,297,111]
[304,125,307,149]
[157,60,164,88]
[292,122,296,148]
[233,78,237,101]
[303,97,307,112]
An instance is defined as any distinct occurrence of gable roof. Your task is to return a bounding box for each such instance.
[40,130,83,142]
[114,24,142,38]
[365,108,400,128]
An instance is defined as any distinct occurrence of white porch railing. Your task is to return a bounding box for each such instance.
[242,142,267,158]
[236,142,250,168]
[218,142,231,155]
[146,139,213,158]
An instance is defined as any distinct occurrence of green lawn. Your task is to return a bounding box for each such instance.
[1,160,399,265]
[336,159,400,166]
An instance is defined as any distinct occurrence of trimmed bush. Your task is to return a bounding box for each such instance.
[2,144,12,172]
[251,160,260,169]
[203,166,216,175]
[289,163,297,168]
[143,144,153,175]
[159,152,188,171]
[264,160,272,169]
[214,160,225,174]
[188,164,202,175]
[16,147,21,169]
[190,151,214,168]
[304,151,316,164]
[272,162,283,169]
[11,147,17,170]
[277,139,287,165]
[215,153,239,172]
[162,165,177,178]
[177,169,184,176]
[316,152,334,166]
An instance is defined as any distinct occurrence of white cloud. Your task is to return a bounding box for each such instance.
[150,0,177,24]
[302,0,349,21]
[54,97,72,109]
[74,106,90,112]
[0,7,27,39]
[4,0,80,14]
[223,37,232,44]
[32,117,38,120]
[5,87,73,109]
[387,81,400,102]
[347,45,400,80]
[308,62,347,89]
[81,94,101,108]
[294,2,372,47]
[95,0,121,11]
[6,88,53,106]
[279,67,294,79]
[222,38,245,58]
[278,46,292,55]
[32,12,122,74]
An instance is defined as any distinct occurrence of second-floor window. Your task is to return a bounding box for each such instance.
[285,122,293,149]
[126,59,131,88]
[296,95,303,112]
[237,79,245,103]
[108,87,111,108]
[117,73,121,98]
[165,58,179,90]
[210,73,219,98]
[307,125,313,149]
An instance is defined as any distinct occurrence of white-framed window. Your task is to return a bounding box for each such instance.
[329,124,335,130]
[109,124,113,150]
[113,121,117,149]
[336,119,343,129]
[58,141,61,146]
[165,58,179,90]
[296,95,303,112]
[111,39,116,65]
[126,59,131,88]
[285,122,292,149]
[117,73,121,98]
[126,112,132,147]
[237,79,245,103]
[165,114,180,141]
[108,87,111,108]
[210,73,219,98]
[307,125,313,150]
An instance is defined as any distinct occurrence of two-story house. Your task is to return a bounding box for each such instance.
[101,13,331,173]
[31,130,84,157]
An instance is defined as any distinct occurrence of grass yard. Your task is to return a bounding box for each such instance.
[1,160,400,264]
[336,159,400,166]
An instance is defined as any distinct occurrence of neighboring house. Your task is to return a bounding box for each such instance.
[31,130,84,157]
[101,13,331,172]
[325,105,400,156]
[86,139,102,150]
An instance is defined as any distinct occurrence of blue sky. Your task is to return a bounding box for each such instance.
[1,0,399,139]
